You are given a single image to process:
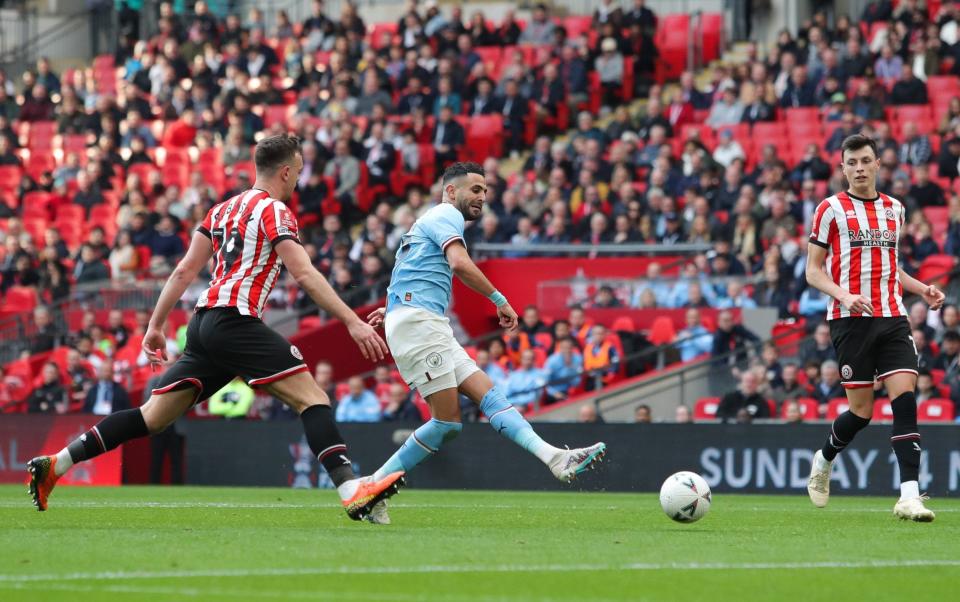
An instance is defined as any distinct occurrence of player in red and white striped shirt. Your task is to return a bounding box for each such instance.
[29,135,404,522]
[805,134,944,521]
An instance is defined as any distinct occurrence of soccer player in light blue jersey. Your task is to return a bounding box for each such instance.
[364,162,606,524]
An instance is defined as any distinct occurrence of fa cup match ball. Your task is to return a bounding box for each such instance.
[660,471,712,523]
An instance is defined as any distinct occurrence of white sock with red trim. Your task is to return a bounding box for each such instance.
[54,449,73,476]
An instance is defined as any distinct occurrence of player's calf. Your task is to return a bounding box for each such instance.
[890,391,922,503]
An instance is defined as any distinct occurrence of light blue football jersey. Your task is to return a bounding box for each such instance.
[386,203,466,316]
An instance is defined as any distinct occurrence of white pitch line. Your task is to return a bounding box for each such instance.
[0,559,958,584]
[0,581,595,602]
[0,500,955,512]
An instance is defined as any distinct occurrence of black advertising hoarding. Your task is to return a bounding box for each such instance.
[179,422,960,496]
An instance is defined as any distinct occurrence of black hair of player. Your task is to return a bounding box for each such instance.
[255,134,302,175]
[441,161,484,187]
[840,134,878,162]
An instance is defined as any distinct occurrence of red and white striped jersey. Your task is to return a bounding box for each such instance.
[195,189,301,318]
[809,191,906,320]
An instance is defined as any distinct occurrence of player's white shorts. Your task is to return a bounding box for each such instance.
[384,305,479,397]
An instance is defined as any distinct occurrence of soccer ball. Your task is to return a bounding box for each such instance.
[659,471,712,523]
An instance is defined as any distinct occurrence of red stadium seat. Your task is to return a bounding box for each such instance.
[4,286,38,311]
[783,397,821,420]
[917,254,957,287]
[334,382,350,400]
[752,122,788,139]
[699,13,724,63]
[263,104,291,129]
[930,369,946,387]
[872,398,892,421]
[771,318,806,357]
[785,107,820,123]
[55,204,85,223]
[694,397,720,420]
[918,398,954,422]
[533,332,553,349]
[647,316,677,345]
[826,397,849,419]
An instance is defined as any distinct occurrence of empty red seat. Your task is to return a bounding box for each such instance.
[918,398,954,422]
[4,286,38,311]
[872,398,893,421]
[894,104,932,124]
[752,122,788,139]
[917,254,957,287]
[826,397,849,419]
[55,204,85,223]
[263,104,291,129]
[694,397,720,420]
[785,107,820,123]
[699,13,724,63]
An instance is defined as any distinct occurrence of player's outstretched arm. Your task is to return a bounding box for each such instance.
[145,232,214,365]
[898,267,945,310]
[275,240,388,360]
[805,242,873,315]
[445,241,518,331]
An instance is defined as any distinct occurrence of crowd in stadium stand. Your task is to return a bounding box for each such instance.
[2,0,960,421]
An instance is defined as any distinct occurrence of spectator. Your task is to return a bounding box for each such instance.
[595,38,624,109]
[335,376,381,422]
[799,322,838,366]
[27,362,66,414]
[519,3,555,45]
[323,138,360,208]
[713,129,745,168]
[899,121,933,166]
[109,231,141,283]
[64,348,94,406]
[706,84,744,127]
[875,43,903,84]
[476,348,508,389]
[432,104,465,168]
[771,363,805,404]
[591,285,622,308]
[504,348,546,408]
[544,337,583,403]
[313,360,335,404]
[675,308,714,362]
[717,370,770,421]
[909,164,945,207]
[932,331,960,372]
[73,244,111,284]
[634,403,652,423]
[711,309,759,365]
[30,306,62,353]
[783,400,803,423]
[916,369,937,403]
[83,362,132,415]
[813,360,844,406]
[583,324,619,390]
[578,403,603,423]
[716,280,758,309]
[519,305,549,339]
[382,382,422,422]
[890,64,928,105]
[73,170,104,217]
[675,404,692,423]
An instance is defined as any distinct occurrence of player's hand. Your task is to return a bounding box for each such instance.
[497,303,519,332]
[922,284,945,311]
[840,293,873,316]
[366,307,386,329]
[142,327,168,368]
[348,319,389,361]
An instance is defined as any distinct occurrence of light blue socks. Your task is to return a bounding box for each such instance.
[480,387,558,464]
[373,418,462,480]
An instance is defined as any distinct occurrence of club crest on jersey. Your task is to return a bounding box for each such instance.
[845,209,857,218]
[290,345,303,360]
[885,208,896,221]
[841,364,853,380]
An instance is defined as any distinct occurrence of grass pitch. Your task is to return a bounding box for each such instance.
[0,485,957,601]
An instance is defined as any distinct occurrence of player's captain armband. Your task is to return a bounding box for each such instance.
[488,291,508,307]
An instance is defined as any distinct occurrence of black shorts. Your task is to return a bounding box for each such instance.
[828,317,919,389]
[151,307,308,403]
